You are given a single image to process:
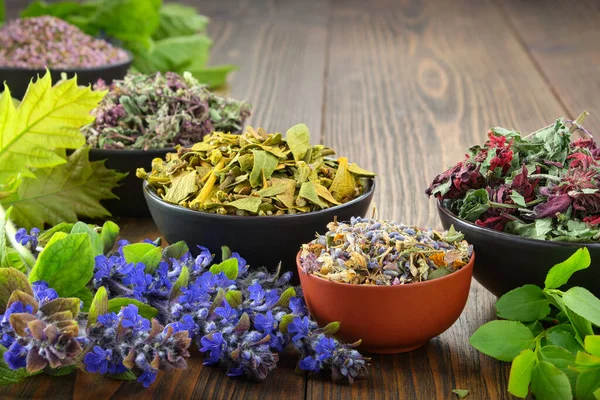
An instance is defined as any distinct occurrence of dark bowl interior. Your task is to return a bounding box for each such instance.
[144,179,376,281]
[0,56,132,100]
[437,202,600,297]
[90,147,174,217]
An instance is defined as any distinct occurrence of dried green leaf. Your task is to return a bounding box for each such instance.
[286,123,311,161]
[164,170,197,204]
[330,157,356,202]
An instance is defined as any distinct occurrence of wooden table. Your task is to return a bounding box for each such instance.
[2,0,599,398]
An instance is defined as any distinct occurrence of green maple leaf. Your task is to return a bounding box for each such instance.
[1,147,126,229]
[0,71,105,185]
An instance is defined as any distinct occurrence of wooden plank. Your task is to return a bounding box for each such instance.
[188,0,331,134]
[500,0,600,133]
[311,0,565,398]
[0,0,330,398]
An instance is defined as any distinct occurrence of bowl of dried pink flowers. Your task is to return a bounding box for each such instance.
[0,16,132,99]
[427,115,600,297]
[82,70,251,217]
[297,218,474,354]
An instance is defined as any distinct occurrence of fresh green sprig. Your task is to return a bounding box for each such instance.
[470,248,600,399]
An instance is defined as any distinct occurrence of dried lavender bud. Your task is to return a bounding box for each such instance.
[82,71,251,150]
[0,16,129,69]
[300,218,473,285]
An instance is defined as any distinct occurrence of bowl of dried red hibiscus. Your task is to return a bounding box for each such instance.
[427,113,600,297]
[297,218,474,354]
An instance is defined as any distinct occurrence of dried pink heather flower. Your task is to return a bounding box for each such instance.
[0,16,129,69]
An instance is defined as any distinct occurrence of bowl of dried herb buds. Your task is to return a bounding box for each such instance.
[427,114,600,297]
[0,16,132,99]
[81,71,251,217]
[297,218,474,354]
[139,124,376,278]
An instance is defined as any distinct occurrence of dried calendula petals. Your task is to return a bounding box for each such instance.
[139,125,375,216]
[300,219,473,285]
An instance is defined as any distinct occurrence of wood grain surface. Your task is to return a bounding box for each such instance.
[1,0,597,399]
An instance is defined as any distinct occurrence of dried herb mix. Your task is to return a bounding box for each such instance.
[300,218,472,285]
[138,124,375,216]
[426,115,600,242]
[83,71,251,150]
[0,16,129,69]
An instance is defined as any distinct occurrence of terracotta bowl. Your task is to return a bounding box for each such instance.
[437,202,600,297]
[297,251,474,354]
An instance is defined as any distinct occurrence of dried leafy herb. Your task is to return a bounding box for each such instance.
[83,71,251,150]
[138,124,374,216]
[299,217,472,285]
[426,113,600,242]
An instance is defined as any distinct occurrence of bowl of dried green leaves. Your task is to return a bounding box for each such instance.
[297,218,474,354]
[81,71,251,217]
[139,124,376,277]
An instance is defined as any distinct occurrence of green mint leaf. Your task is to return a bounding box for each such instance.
[565,307,594,345]
[545,248,591,289]
[286,124,311,162]
[170,265,189,302]
[0,267,32,312]
[452,389,469,398]
[100,221,119,255]
[122,243,162,274]
[458,189,489,222]
[508,349,537,398]
[275,287,296,308]
[71,221,103,256]
[140,34,211,73]
[546,325,585,355]
[496,285,551,322]
[531,361,573,400]
[152,3,209,40]
[225,290,242,308]
[29,233,93,297]
[73,286,93,312]
[539,345,579,392]
[510,191,527,207]
[37,222,74,247]
[469,320,535,362]
[163,241,189,260]
[525,321,544,337]
[88,287,108,327]
[279,314,296,334]
[563,287,600,327]
[209,258,239,280]
[107,298,158,319]
[585,336,600,357]
[575,369,600,400]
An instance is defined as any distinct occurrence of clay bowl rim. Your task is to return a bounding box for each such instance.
[0,52,134,73]
[296,249,475,291]
[437,201,600,249]
[143,178,376,222]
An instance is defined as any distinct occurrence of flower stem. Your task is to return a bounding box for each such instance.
[0,205,36,272]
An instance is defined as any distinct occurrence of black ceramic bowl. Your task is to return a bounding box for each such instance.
[0,55,132,100]
[144,179,376,280]
[90,147,174,218]
[437,202,600,297]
